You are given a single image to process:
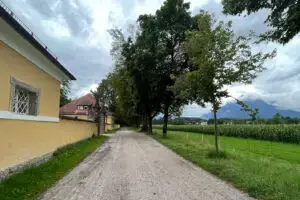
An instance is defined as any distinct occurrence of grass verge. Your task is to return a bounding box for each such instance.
[152,129,300,200]
[105,128,120,134]
[0,136,107,200]
[128,127,141,132]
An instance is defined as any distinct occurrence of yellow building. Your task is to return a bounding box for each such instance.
[105,113,117,131]
[0,4,97,180]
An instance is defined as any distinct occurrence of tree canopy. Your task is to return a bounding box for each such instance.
[154,0,193,136]
[60,81,71,107]
[180,10,275,152]
[91,74,116,113]
[222,0,300,44]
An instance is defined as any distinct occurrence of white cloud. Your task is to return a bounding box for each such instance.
[42,16,71,38]
[82,0,124,49]
[133,0,163,15]
[3,0,300,116]
[76,83,98,97]
[182,103,212,117]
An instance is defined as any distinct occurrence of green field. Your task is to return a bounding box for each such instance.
[152,129,300,200]
[0,136,107,200]
[154,124,300,144]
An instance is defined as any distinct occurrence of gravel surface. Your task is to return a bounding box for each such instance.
[39,129,254,200]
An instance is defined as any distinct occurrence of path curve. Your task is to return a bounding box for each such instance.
[39,129,253,200]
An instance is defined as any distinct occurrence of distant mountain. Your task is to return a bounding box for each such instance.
[203,99,300,119]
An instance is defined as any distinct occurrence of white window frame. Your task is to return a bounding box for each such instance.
[77,105,84,110]
[0,77,59,122]
[10,77,40,116]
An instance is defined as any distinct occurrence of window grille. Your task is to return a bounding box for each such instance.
[10,77,40,116]
[77,105,84,110]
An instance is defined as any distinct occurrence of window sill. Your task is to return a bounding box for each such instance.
[0,111,59,122]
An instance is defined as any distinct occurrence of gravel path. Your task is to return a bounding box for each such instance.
[39,129,253,200]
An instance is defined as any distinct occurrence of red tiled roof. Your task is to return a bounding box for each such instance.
[59,93,96,115]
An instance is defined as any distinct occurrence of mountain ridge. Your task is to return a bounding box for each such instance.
[203,99,300,119]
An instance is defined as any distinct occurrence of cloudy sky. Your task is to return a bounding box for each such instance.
[3,0,300,117]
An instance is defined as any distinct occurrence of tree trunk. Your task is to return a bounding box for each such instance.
[162,104,169,138]
[95,105,101,136]
[136,116,140,128]
[148,117,152,134]
[213,109,219,153]
[141,115,148,131]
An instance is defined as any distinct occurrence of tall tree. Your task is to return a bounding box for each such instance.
[60,80,71,107]
[155,0,193,137]
[123,14,166,134]
[271,112,282,124]
[92,74,116,113]
[111,67,141,126]
[222,0,300,44]
[182,11,276,153]
[109,28,139,126]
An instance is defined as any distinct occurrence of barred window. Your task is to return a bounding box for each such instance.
[10,77,40,116]
[77,105,84,110]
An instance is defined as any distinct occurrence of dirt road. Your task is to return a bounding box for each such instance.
[39,129,253,200]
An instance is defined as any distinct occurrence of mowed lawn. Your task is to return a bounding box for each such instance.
[152,129,300,200]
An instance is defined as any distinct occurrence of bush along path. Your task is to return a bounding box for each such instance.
[0,136,107,200]
[152,129,300,200]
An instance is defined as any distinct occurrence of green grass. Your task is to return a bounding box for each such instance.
[0,136,107,200]
[128,127,141,132]
[152,129,300,200]
[105,128,120,134]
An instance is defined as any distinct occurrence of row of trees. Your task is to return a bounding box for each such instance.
[95,0,290,153]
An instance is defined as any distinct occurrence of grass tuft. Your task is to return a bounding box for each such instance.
[104,128,120,134]
[206,149,228,159]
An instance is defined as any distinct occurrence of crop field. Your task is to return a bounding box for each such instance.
[153,124,300,144]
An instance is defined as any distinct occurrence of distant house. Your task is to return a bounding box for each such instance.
[60,93,96,120]
[60,93,115,130]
